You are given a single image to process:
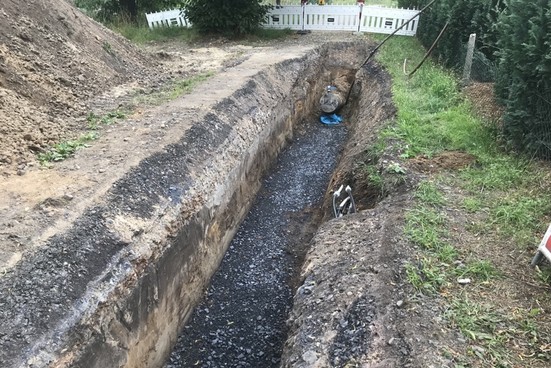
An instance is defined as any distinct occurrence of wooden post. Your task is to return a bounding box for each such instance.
[462,33,477,86]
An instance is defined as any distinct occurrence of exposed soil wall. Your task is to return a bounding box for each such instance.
[280,61,463,368]
[0,42,370,368]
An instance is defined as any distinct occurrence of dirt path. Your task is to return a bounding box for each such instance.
[0,38,332,274]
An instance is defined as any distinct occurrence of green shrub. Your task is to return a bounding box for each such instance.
[182,0,271,36]
[398,0,504,69]
[495,0,551,157]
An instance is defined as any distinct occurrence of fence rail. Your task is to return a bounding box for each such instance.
[145,5,419,36]
[146,9,189,29]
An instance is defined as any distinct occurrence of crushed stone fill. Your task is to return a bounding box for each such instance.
[165,120,348,367]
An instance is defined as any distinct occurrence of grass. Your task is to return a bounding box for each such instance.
[112,22,200,44]
[133,72,214,106]
[405,205,447,250]
[374,35,551,366]
[112,20,294,45]
[445,297,513,365]
[38,132,98,164]
[87,110,127,130]
[415,180,446,207]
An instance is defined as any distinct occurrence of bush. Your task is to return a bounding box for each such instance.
[182,0,271,36]
[398,0,504,69]
[495,0,551,157]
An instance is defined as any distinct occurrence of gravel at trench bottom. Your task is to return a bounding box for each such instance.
[165,120,348,367]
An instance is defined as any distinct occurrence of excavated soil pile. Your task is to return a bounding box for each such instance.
[0,0,153,175]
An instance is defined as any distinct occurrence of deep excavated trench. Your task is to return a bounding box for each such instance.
[165,120,347,367]
[0,42,397,368]
[162,49,394,367]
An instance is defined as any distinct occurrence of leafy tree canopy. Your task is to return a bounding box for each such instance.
[74,0,183,23]
[182,0,271,36]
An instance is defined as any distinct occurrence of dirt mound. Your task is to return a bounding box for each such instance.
[463,82,504,124]
[0,0,154,175]
[408,151,476,173]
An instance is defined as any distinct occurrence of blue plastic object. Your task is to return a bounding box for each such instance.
[320,113,342,125]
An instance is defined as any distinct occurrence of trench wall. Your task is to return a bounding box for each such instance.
[0,42,371,368]
[280,55,399,368]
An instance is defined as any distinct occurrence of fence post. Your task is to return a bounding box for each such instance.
[462,33,476,86]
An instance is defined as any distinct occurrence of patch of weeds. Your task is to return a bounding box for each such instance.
[87,110,127,130]
[135,72,214,106]
[445,297,512,366]
[169,72,213,99]
[461,156,530,192]
[376,35,551,368]
[385,161,406,175]
[102,40,114,55]
[535,265,551,285]
[415,180,446,207]
[490,195,551,247]
[437,244,459,263]
[245,28,294,42]
[365,165,384,192]
[405,258,447,293]
[111,22,199,44]
[38,132,98,164]
[455,260,499,282]
[405,206,447,250]
[462,197,482,213]
[356,141,386,191]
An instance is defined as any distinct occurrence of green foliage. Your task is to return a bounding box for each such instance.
[415,180,446,207]
[405,206,447,250]
[399,0,504,70]
[38,132,98,164]
[183,0,271,36]
[455,260,499,282]
[75,0,183,23]
[132,72,214,106]
[406,258,447,293]
[87,110,127,129]
[445,297,513,364]
[495,0,551,158]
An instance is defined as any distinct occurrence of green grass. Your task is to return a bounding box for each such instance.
[455,260,499,282]
[445,297,513,365]
[405,205,447,250]
[374,35,551,366]
[462,197,483,213]
[112,21,294,45]
[133,72,214,106]
[169,73,214,99]
[406,258,447,293]
[87,110,127,130]
[415,180,446,207]
[38,132,98,164]
[112,23,200,44]
[377,36,551,248]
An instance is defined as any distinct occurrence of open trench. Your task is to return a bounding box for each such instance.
[0,41,398,368]
[162,46,396,367]
[165,120,347,367]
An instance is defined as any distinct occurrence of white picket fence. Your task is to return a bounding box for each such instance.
[146,9,189,28]
[146,5,419,36]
